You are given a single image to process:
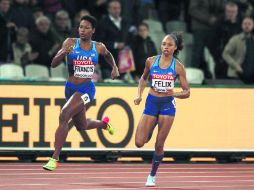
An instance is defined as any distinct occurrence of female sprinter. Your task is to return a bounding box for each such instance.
[43,15,119,171]
[134,33,190,186]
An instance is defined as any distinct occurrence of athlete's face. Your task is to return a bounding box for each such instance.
[161,36,177,56]
[79,20,95,40]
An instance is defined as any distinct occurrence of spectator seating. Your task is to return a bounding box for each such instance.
[0,64,25,80]
[185,67,204,84]
[25,64,50,81]
[50,62,67,81]
[178,33,194,67]
[166,20,187,33]
[144,19,165,53]
[204,47,216,79]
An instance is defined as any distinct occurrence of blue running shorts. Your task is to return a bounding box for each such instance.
[65,80,96,102]
[143,93,176,117]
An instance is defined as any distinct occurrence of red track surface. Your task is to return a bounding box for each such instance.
[0,163,254,190]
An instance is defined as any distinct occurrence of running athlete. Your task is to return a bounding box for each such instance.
[134,33,190,186]
[43,15,119,171]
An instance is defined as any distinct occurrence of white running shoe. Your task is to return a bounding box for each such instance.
[145,174,156,187]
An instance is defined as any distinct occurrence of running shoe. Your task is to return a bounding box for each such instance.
[102,116,115,135]
[145,174,156,187]
[43,158,58,171]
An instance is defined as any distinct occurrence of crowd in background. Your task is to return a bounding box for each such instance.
[0,0,254,84]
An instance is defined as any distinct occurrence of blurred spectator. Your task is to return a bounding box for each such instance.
[235,0,253,20]
[9,0,34,29]
[131,22,157,81]
[71,9,90,37]
[89,0,108,20]
[29,16,60,67]
[222,17,254,84]
[12,27,38,67]
[95,0,131,79]
[61,0,79,19]
[189,0,225,79]
[154,0,184,32]
[0,0,15,63]
[120,0,143,29]
[37,0,62,20]
[31,7,44,25]
[51,10,71,44]
[210,1,242,79]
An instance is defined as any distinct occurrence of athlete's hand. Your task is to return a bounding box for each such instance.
[134,96,142,105]
[62,44,74,55]
[62,40,74,55]
[111,65,120,79]
[166,90,175,97]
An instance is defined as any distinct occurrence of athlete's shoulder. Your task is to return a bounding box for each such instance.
[175,58,185,74]
[146,55,157,66]
[63,38,76,46]
[95,42,107,54]
[94,41,103,47]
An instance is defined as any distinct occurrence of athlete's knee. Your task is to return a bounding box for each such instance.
[59,109,70,124]
[135,139,145,148]
[75,125,87,131]
[155,141,164,153]
[75,120,87,131]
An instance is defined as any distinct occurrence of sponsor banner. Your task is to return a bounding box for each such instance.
[1,85,254,150]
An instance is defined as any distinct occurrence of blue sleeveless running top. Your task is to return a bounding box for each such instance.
[66,39,98,78]
[150,55,177,92]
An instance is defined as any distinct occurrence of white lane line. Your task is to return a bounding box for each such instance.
[1,164,254,168]
[1,173,254,178]
[15,178,254,183]
[85,175,254,179]
[0,183,50,187]
[2,171,254,175]
[1,167,254,171]
[1,180,254,189]
[69,180,254,185]
[67,185,254,190]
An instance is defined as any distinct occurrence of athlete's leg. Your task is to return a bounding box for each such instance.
[135,114,157,148]
[146,115,174,186]
[146,119,158,143]
[155,116,174,155]
[52,92,85,159]
[151,116,174,175]
[72,108,106,131]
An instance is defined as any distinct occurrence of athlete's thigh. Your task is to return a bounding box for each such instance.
[72,107,86,130]
[62,92,85,118]
[135,114,157,143]
[156,115,175,144]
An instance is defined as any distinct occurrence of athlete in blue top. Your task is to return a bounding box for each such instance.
[43,15,119,171]
[134,33,190,186]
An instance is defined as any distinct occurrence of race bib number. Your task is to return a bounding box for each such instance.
[172,99,176,108]
[81,93,90,105]
[151,74,175,92]
[73,60,94,78]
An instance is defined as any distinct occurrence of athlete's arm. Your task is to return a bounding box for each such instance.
[134,58,151,105]
[97,42,119,79]
[51,38,75,68]
[172,61,190,99]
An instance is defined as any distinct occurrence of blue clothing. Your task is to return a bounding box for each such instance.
[144,55,177,117]
[144,93,176,116]
[66,39,98,76]
[150,55,177,92]
[65,80,95,101]
[64,39,98,101]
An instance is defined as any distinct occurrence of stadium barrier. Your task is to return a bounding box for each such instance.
[1,82,254,162]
